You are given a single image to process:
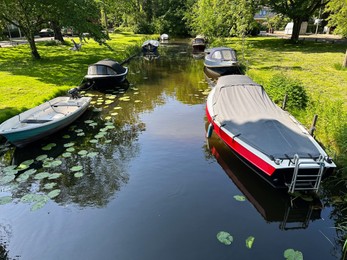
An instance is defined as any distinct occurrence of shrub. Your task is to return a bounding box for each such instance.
[266,74,308,110]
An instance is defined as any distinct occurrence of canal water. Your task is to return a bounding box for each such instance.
[0,39,340,259]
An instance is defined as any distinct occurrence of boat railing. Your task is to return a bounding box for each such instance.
[288,154,325,193]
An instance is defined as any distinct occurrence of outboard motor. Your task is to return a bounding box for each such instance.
[68,87,81,99]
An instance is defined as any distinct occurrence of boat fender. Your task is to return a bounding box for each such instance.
[206,123,214,138]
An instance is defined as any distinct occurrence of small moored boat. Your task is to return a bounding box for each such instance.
[0,91,91,147]
[160,34,169,42]
[204,47,241,80]
[206,75,336,193]
[81,59,128,89]
[142,40,160,54]
[192,35,206,53]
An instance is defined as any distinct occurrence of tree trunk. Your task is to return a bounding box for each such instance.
[343,50,347,68]
[51,21,65,43]
[27,35,41,60]
[291,18,303,42]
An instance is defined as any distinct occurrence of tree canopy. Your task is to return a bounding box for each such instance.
[325,0,347,38]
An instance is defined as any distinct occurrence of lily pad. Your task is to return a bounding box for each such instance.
[70,165,83,172]
[3,168,18,175]
[89,139,98,144]
[84,120,94,124]
[17,159,34,170]
[31,196,49,211]
[44,183,57,189]
[0,196,12,205]
[3,165,17,171]
[78,150,88,156]
[87,152,99,158]
[47,189,61,199]
[234,195,246,202]
[42,143,56,151]
[74,172,84,178]
[62,152,72,158]
[34,172,51,180]
[16,173,30,182]
[66,147,75,152]
[0,175,16,184]
[246,236,255,249]
[64,142,75,148]
[284,249,303,260]
[216,231,233,245]
[48,173,62,180]
[36,154,48,161]
[63,134,71,139]
[77,132,85,137]
[23,169,37,176]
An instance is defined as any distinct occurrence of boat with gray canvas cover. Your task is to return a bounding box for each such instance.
[206,75,336,193]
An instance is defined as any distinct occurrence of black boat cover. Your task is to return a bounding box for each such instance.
[212,75,321,160]
[88,59,126,75]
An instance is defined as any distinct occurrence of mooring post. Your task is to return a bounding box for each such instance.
[282,94,288,110]
[309,114,318,136]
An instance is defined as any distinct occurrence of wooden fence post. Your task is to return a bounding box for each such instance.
[343,49,347,68]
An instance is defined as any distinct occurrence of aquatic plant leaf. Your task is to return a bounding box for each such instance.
[111,112,118,116]
[104,140,112,143]
[36,154,48,161]
[16,164,29,170]
[74,172,84,178]
[95,134,105,139]
[216,231,233,245]
[246,236,255,249]
[66,147,75,152]
[89,139,98,144]
[114,106,122,110]
[0,175,16,184]
[34,172,50,180]
[89,122,98,127]
[62,152,72,158]
[75,128,83,133]
[24,169,37,175]
[63,134,70,139]
[21,194,37,203]
[42,143,56,151]
[234,195,246,201]
[0,196,12,205]
[44,183,57,189]
[284,249,303,260]
[64,142,75,148]
[47,189,61,199]
[3,165,16,171]
[105,116,112,120]
[78,150,88,156]
[42,162,53,168]
[48,173,62,180]
[105,125,115,129]
[70,165,83,172]
[135,100,142,103]
[31,196,49,211]
[84,120,94,124]
[77,132,85,136]
[16,173,30,182]
[51,160,62,167]
[3,168,18,175]
[87,152,99,158]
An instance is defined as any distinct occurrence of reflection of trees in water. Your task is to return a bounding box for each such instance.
[0,224,11,260]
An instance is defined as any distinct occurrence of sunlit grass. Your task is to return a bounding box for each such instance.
[0,33,144,122]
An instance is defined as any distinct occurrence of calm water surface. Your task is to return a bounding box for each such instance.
[0,39,340,259]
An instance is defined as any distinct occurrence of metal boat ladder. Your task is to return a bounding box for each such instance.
[288,154,325,194]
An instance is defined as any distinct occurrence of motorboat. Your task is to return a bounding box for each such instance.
[207,137,322,230]
[204,47,241,80]
[0,90,91,147]
[206,75,336,193]
[159,34,169,43]
[142,40,160,54]
[81,59,128,89]
[192,35,206,53]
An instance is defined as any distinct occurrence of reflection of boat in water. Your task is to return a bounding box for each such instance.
[0,93,91,147]
[207,136,323,230]
[143,50,160,61]
[206,75,336,192]
[81,59,128,89]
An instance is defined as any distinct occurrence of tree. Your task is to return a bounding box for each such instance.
[0,0,46,59]
[325,0,347,38]
[266,0,329,41]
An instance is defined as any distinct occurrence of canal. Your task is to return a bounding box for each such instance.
[0,39,340,259]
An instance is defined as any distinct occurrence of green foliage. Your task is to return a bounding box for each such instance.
[326,0,347,38]
[284,248,303,260]
[266,74,308,110]
[216,231,233,245]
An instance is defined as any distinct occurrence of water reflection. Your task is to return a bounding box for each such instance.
[206,135,322,230]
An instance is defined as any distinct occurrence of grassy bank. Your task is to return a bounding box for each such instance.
[0,32,144,122]
[222,37,347,170]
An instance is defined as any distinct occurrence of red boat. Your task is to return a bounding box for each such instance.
[206,75,336,193]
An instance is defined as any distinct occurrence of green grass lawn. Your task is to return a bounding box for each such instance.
[0,32,145,121]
